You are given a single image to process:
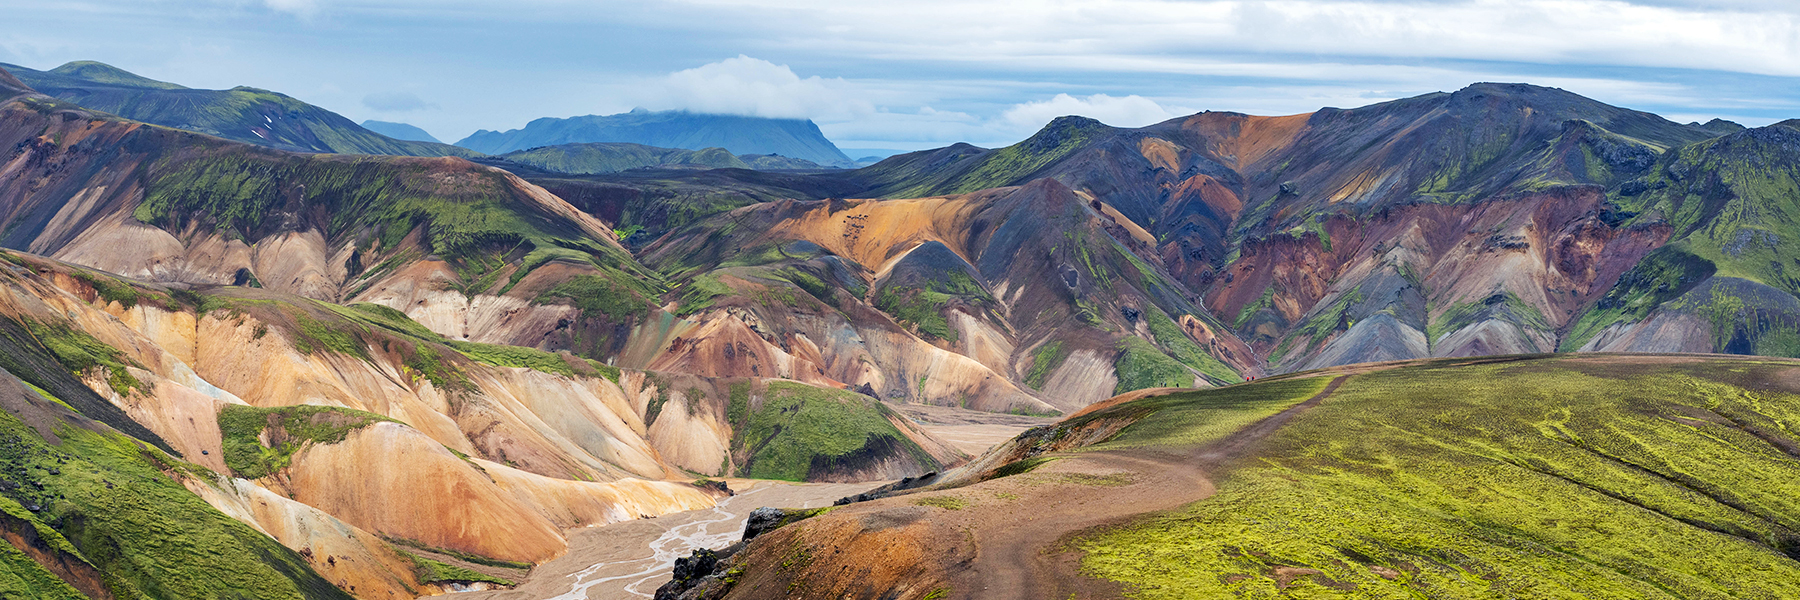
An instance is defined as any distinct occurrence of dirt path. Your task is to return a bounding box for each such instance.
[948,375,1349,599]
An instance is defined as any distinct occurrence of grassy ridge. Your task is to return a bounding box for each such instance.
[737,382,938,481]
[1079,357,1800,599]
[218,405,397,480]
[0,386,351,599]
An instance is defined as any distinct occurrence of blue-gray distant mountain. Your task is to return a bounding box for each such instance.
[455,108,853,166]
[360,120,442,143]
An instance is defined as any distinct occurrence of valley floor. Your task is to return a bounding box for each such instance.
[890,404,1058,455]
[462,480,881,600]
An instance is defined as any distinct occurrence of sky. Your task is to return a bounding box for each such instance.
[2,0,1798,153]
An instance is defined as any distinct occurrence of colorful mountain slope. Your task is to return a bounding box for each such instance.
[815,83,1750,374]
[1,61,474,157]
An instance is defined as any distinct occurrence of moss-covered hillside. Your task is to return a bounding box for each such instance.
[1075,354,1800,598]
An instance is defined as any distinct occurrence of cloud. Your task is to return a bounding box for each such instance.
[1002,94,1181,130]
[635,55,873,120]
[362,91,433,112]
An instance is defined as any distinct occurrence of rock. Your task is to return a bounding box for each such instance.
[743,507,836,541]
[655,542,745,600]
[693,478,732,496]
[670,548,719,582]
[743,507,789,541]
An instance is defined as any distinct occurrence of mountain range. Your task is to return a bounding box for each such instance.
[360,120,443,144]
[1,61,475,157]
[489,142,826,174]
[455,108,855,167]
[3,54,1800,599]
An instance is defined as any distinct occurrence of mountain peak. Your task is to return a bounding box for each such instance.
[0,65,33,98]
[48,60,186,90]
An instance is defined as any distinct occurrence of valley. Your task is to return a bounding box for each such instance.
[0,46,1797,599]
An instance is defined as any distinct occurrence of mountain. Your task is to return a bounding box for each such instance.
[668,353,1800,600]
[820,83,1752,374]
[359,119,442,143]
[490,141,824,175]
[0,61,476,157]
[0,67,967,596]
[455,108,853,166]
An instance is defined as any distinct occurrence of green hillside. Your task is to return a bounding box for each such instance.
[0,61,475,157]
[1074,355,1800,598]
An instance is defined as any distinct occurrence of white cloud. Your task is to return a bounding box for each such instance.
[1002,94,1181,130]
[635,55,874,120]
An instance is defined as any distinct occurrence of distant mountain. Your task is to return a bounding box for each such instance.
[492,142,826,175]
[456,108,853,166]
[360,119,442,143]
[1,60,475,157]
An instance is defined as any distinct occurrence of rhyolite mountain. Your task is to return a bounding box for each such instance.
[455,108,854,166]
[2,61,475,157]
[0,65,964,596]
[809,83,1790,373]
[5,51,1800,599]
[360,119,443,143]
[490,141,825,175]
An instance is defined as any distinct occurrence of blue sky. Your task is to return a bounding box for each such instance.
[3,0,1797,152]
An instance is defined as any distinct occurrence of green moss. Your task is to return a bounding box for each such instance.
[402,344,469,392]
[912,495,970,510]
[1287,286,1365,352]
[1233,287,1278,330]
[399,550,515,587]
[1427,291,1550,347]
[0,531,89,599]
[882,117,1106,197]
[218,404,397,479]
[674,273,734,316]
[1024,341,1070,390]
[70,271,142,309]
[875,286,957,342]
[290,312,369,359]
[643,375,673,426]
[1085,377,1328,452]
[535,274,650,320]
[447,341,578,378]
[583,359,622,384]
[1562,245,1716,352]
[738,382,937,482]
[334,303,437,340]
[1078,358,1800,599]
[727,382,751,428]
[385,537,532,571]
[781,269,835,304]
[26,319,147,398]
[989,456,1058,480]
[1146,309,1242,384]
[0,404,351,598]
[1113,337,1192,395]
